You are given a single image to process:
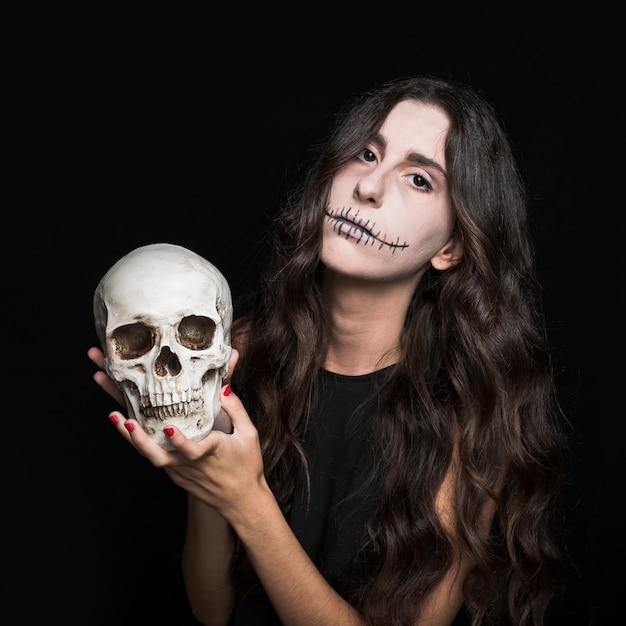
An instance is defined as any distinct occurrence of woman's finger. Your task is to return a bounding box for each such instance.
[219,384,256,435]
[107,410,133,444]
[109,412,186,467]
[88,347,126,406]
[223,348,239,384]
[210,348,240,432]
[158,424,223,462]
[87,346,105,369]
[93,371,126,406]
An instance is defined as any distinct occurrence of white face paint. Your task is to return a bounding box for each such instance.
[322,100,460,283]
[93,243,232,450]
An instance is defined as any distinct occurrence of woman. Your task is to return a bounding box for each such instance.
[89,75,566,625]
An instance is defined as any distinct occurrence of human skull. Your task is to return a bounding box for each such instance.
[93,243,232,450]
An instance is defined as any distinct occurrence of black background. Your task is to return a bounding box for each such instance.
[10,11,622,626]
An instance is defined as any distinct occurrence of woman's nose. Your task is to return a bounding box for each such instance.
[353,171,384,207]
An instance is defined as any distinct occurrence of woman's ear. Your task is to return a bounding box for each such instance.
[430,233,464,271]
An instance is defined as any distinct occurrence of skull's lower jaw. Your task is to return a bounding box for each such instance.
[121,379,221,451]
[145,414,215,451]
[131,406,215,451]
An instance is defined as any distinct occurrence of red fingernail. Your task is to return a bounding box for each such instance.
[223,384,232,397]
[164,426,175,437]
[124,421,135,433]
[108,413,119,425]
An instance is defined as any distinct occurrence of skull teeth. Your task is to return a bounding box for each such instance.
[140,398,204,421]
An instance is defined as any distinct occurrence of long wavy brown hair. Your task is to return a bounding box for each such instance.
[229,75,566,625]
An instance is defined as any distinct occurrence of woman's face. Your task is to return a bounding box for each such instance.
[322,99,462,283]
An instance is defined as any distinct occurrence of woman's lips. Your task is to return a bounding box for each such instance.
[333,216,372,241]
[326,208,375,243]
[325,208,409,252]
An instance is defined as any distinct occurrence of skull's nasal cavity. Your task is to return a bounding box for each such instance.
[154,346,182,377]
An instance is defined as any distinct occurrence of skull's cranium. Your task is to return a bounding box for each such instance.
[93,243,232,450]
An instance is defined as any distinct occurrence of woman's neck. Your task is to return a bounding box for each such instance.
[321,272,419,376]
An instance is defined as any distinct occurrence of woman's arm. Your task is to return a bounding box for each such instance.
[214,388,469,626]
[159,386,368,626]
[89,347,470,626]
[181,495,235,626]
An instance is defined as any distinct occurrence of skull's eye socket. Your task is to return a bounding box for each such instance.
[178,315,216,350]
[111,323,154,359]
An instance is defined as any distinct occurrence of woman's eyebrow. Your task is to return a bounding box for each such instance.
[371,133,386,151]
[371,133,447,178]
[406,152,447,178]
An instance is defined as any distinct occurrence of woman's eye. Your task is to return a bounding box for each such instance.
[408,173,432,191]
[357,148,377,163]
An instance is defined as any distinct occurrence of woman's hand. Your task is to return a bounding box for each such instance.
[166,383,266,524]
[89,346,262,520]
[87,346,125,406]
[105,373,265,525]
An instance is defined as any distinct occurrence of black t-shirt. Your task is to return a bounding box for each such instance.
[228,367,390,625]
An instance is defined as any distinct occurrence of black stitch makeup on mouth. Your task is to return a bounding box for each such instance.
[325,208,409,253]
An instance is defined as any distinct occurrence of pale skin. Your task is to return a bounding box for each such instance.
[88,100,494,625]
